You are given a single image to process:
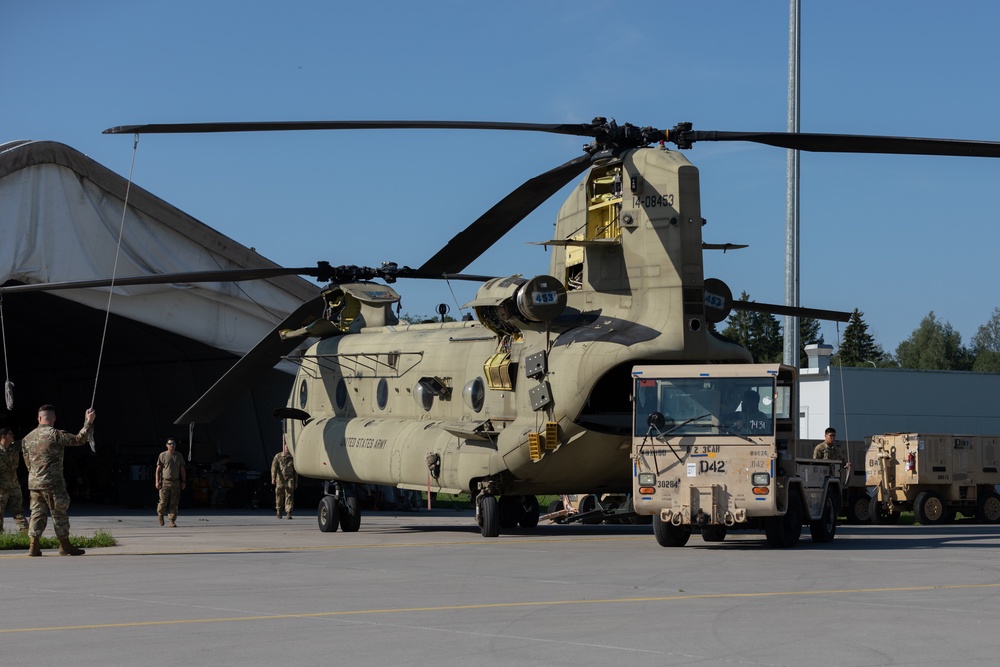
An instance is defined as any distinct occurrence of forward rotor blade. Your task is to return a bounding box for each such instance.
[685,130,1000,158]
[417,154,592,275]
[104,120,601,137]
[0,267,324,295]
[175,295,326,424]
[732,300,851,322]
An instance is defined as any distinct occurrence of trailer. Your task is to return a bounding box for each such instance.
[867,433,1000,524]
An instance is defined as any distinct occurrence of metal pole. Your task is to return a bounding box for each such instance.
[784,0,801,366]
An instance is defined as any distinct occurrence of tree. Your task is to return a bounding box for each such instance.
[836,309,886,367]
[798,316,824,367]
[722,292,782,363]
[895,311,973,371]
[972,307,1000,372]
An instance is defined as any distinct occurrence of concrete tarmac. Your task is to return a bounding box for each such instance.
[2,506,999,666]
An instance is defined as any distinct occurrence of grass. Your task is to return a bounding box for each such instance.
[0,529,117,551]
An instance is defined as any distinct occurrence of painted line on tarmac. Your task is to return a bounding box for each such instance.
[3,581,1000,634]
[0,534,648,558]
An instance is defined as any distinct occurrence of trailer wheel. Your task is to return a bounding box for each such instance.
[579,494,603,525]
[914,491,948,525]
[479,496,500,538]
[764,491,802,548]
[845,490,871,524]
[976,491,1000,524]
[653,516,691,547]
[339,494,361,532]
[318,495,339,533]
[809,495,837,543]
[869,494,901,525]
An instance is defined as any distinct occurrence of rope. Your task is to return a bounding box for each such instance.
[833,322,851,473]
[0,295,11,410]
[87,134,140,452]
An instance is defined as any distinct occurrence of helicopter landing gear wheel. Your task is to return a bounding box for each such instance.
[318,496,339,533]
[518,495,540,529]
[498,495,520,530]
[339,494,361,532]
[478,495,500,538]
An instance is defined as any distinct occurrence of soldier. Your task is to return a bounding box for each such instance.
[271,440,297,519]
[155,439,187,527]
[813,427,844,461]
[21,404,96,557]
[0,427,29,534]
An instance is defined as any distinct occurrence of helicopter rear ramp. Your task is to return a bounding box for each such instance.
[0,140,318,492]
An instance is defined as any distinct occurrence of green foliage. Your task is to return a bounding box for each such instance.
[0,529,117,551]
[895,311,973,371]
[972,307,1000,372]
[799,317,824,367]
[721,292,782,363]
[399,312,458,323]
[836,309,888,367]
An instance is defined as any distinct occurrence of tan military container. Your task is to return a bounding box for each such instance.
[866,432,1000,525]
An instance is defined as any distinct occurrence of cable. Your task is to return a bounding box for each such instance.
[88,134,140,451]
[0,294,11,410]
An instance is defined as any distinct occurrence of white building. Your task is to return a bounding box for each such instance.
[800,344,1000,444]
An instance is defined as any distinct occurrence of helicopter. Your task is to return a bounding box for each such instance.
[6,118,1000,538]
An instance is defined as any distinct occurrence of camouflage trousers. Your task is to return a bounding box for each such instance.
[157,482,181,520]
[274,481,295,515]
[28,487,72,539]
[0,484,28,533]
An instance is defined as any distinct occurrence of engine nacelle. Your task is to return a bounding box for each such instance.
[466,275,567,335]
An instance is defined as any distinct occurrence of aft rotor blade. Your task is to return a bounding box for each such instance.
[417,154,592,275]
[175,295,326,424]
[103,120,601,137]
[0,267,324,295]
[732,300,851,322]
[685,130,1000,158]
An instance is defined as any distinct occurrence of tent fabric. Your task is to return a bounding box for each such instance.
[0,140,317,356]
[0,141,319,489]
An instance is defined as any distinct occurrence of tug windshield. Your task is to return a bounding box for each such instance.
[634,375,787,437]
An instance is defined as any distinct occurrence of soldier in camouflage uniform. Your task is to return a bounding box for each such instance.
[155,439,187,527]
[0,428,28,533]
[813,427,843,460]
[271,441,297,519]
[21,404,95,556]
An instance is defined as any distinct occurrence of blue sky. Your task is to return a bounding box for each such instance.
[4,1,1000,354]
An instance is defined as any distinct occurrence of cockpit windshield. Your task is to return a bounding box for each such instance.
[634,375,787,437]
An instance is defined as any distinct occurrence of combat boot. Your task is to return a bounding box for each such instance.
[287,513,293,520]
[28,536,42,557]
[276,510,282,519]
[158,514,164,526]
[58,536,85,556]
[169,517,177,528]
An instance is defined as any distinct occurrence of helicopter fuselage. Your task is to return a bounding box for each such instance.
[284,146,751,496]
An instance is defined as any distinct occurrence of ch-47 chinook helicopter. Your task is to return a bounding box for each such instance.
[6,118,1000,537]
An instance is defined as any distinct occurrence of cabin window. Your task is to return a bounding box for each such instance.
[463,377,485,413]
[335,378,348,411]
[376,378,389,410]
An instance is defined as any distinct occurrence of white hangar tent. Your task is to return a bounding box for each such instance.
[0,140,318,505]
